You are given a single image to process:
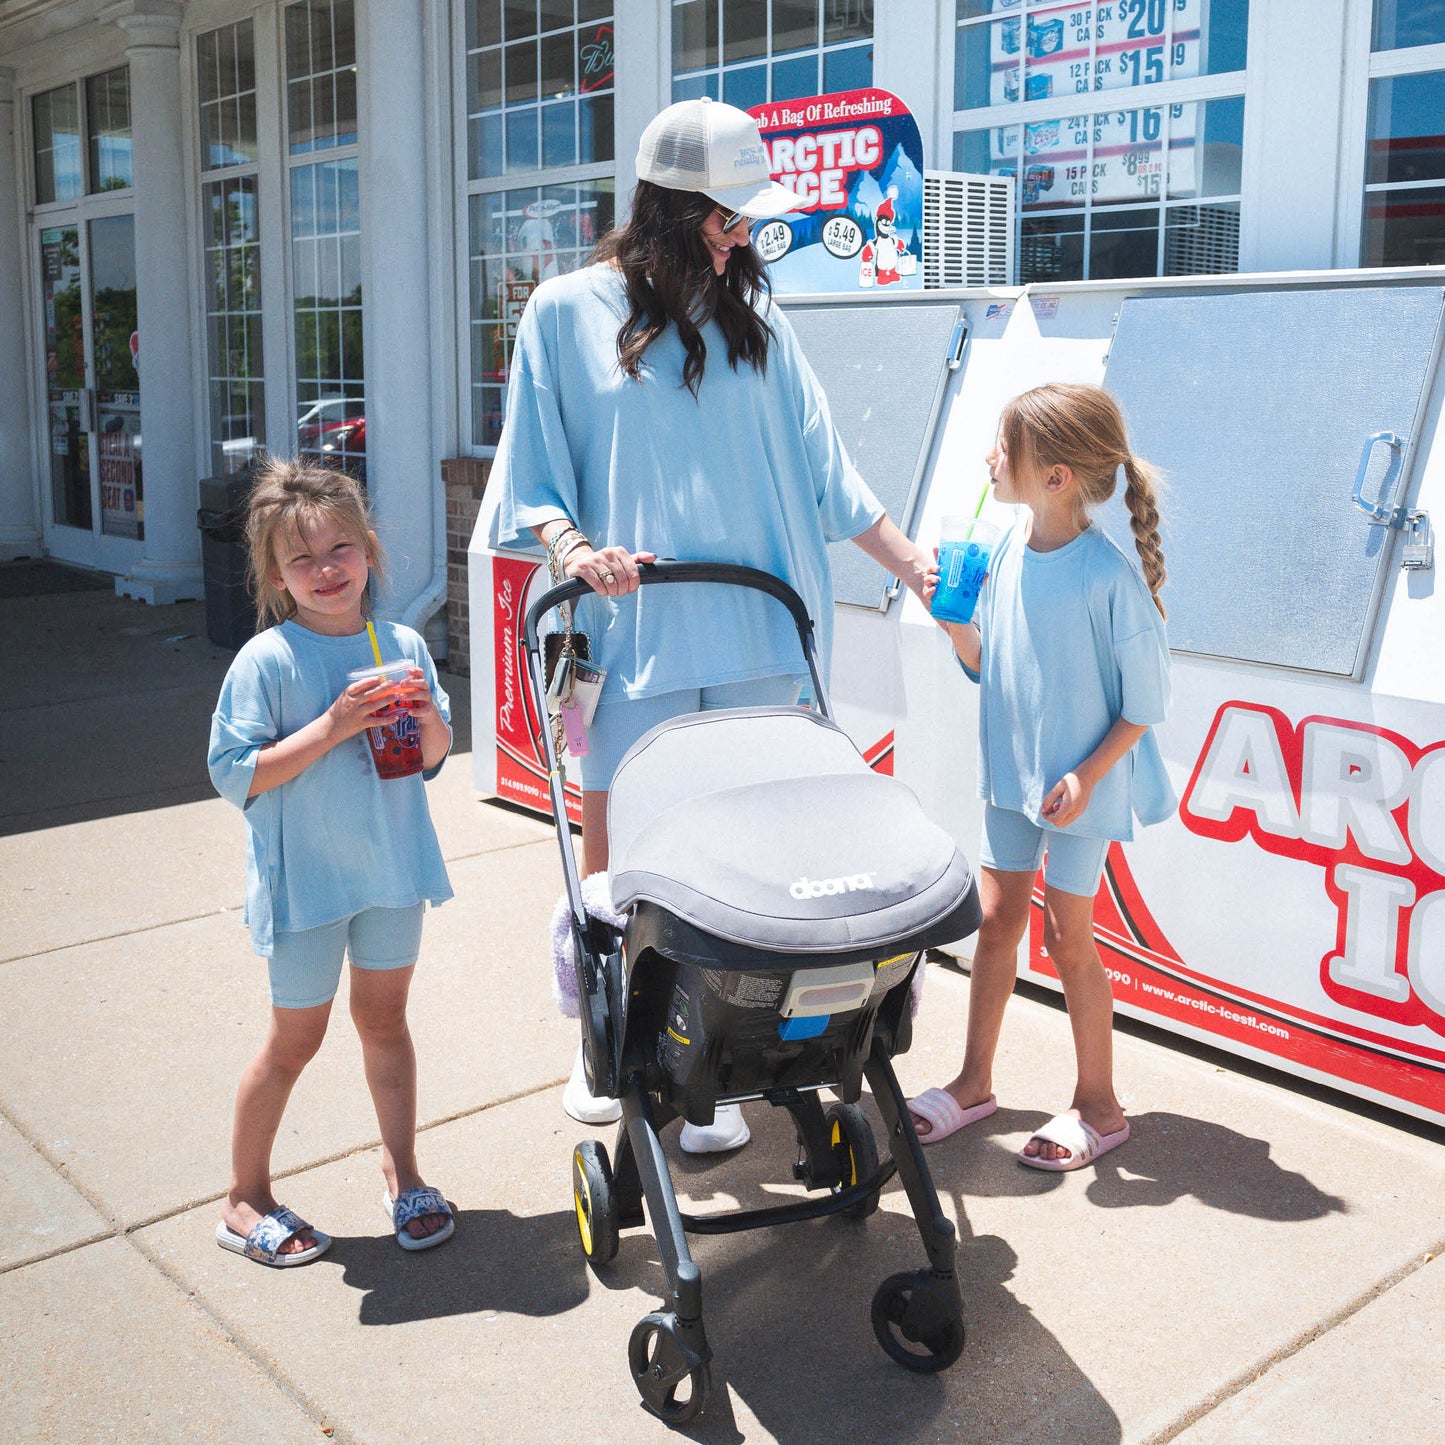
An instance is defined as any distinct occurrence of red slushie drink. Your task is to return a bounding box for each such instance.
[348,660,425,780]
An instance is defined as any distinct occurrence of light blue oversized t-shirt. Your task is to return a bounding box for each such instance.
[208,619,454,955]
[484,264,884,699]
[972,521,1176,841]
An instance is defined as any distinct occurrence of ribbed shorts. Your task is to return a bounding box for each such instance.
[267,902,426,1009]
[979,803,1110,898]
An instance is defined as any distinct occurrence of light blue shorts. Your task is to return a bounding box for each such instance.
[267,903,426,1010]
[579,675,803,789]
[979,803,1111,899]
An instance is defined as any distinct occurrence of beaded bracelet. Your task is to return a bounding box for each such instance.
[546,524,585,582]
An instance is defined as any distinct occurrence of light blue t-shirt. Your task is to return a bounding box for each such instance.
[208,619,454,955]
[483,264,884,699]
[971,521,1176,841]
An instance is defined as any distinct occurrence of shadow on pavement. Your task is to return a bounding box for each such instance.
[0,588,472,837]
[326,1207,587,1324]
[920,1108,1349,1220]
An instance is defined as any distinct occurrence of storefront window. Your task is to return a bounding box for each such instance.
[467,180,615,446]
[672,0,873,105]
[33,84,84,205]
[199,21,259,168]
[957,93,1242,280]
[466,1,615,179]
[1373,0,1445,50]
[198,21,265,475]
[1362,67,1445,266]
[85,69,133,192]
[286,0,359,154]
[464,2,614,450]
[287,0,365,476]
[952,1,1246,281]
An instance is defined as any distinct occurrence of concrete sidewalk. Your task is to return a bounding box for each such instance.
[1,579,1441,1445]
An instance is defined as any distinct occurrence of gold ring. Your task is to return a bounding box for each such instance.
[601,570,616,584]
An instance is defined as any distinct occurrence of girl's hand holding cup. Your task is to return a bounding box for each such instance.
[330,672,407,741]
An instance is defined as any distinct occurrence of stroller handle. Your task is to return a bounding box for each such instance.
[522,559,816,652]
[518,558,832,963]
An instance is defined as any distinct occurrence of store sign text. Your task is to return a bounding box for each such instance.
[1181,703,1445,1037]
[764,125,884,212]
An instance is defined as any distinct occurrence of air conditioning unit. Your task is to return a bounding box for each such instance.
[923,170,1015,288]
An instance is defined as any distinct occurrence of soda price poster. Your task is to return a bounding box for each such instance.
[747,89,924,295]
[984,0,1203,207]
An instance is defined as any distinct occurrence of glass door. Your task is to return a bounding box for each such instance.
[36,211,143,567]
[90,215,142,544]
[40,224,91,537]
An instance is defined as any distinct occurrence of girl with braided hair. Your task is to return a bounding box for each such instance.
[907,383,1175,1170]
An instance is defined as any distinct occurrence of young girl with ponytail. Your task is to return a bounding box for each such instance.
[908,382,1176,1170]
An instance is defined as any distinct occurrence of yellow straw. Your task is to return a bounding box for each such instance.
[365,620,383,668]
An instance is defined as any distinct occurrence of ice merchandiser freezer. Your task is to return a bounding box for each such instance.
[469,270,1445,1128]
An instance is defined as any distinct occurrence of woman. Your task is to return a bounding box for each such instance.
[486,98,935,1144]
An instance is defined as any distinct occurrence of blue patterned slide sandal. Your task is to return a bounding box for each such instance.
[215,1205,331,1267]
[382,1185,455,1251]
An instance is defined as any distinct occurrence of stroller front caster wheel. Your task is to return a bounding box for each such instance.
[824,1102,880,1220]
[870,1271,966,1373]
[572,1139,620,1266]
[628,1312,711,1423]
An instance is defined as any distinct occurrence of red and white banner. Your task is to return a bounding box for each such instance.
[491,555,581,825]
[1029,697,1445,1120]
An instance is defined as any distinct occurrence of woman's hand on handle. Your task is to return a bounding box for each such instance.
[850,514,936,604]
[563,542,657,597]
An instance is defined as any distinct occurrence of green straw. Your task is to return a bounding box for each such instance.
[966,479,990,538]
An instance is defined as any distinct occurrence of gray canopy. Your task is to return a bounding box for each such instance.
[608,708,974,953]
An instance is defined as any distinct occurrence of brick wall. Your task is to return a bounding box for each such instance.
[442,456,492,676]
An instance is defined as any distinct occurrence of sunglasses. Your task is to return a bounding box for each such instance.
[716,207,755,233]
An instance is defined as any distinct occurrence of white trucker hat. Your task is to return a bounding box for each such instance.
[636,97,798,218]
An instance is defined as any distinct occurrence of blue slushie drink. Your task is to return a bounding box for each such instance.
[931,517,1002,625]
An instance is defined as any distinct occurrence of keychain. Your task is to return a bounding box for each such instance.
[543,572,605,758]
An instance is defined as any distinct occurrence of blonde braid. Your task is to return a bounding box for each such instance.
[1122,455,1167,618]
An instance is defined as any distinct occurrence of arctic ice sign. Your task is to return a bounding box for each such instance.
[748,90,924,295]
[1181,703,1445,1040]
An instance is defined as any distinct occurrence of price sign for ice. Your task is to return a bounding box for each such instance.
[987,0,1201,207]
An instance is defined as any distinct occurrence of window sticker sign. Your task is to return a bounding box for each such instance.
[748,89,925,295]
[983,0,1203,207]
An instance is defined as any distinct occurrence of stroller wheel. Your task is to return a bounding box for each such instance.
[825,1102,880,1220]
[870,1270,966,1373]
[628,1312,711,1423]
[572,1139,620,1266]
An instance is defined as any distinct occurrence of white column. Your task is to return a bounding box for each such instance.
[361,0,440,624]
[104,0,204,603]
[0,68,43,561]
[1239,0,1351,272]
[613,1,668,208]
[873,0,951,172]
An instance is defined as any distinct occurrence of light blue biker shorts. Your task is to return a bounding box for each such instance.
[979,803,1111,899]
[267,902,426,1010]
[579,675,803,790]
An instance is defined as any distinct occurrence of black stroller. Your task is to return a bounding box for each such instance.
[523,562,982,1423]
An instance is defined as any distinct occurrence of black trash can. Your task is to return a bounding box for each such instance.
[197,472,257,651]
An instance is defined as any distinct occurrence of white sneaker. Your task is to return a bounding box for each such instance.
[562,1044,622,1125]
[679,1104,750,1154]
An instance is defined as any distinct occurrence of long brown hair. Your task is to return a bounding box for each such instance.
[244,457,383,627]
[1000,383,1167,617]
[591,180,773,397]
